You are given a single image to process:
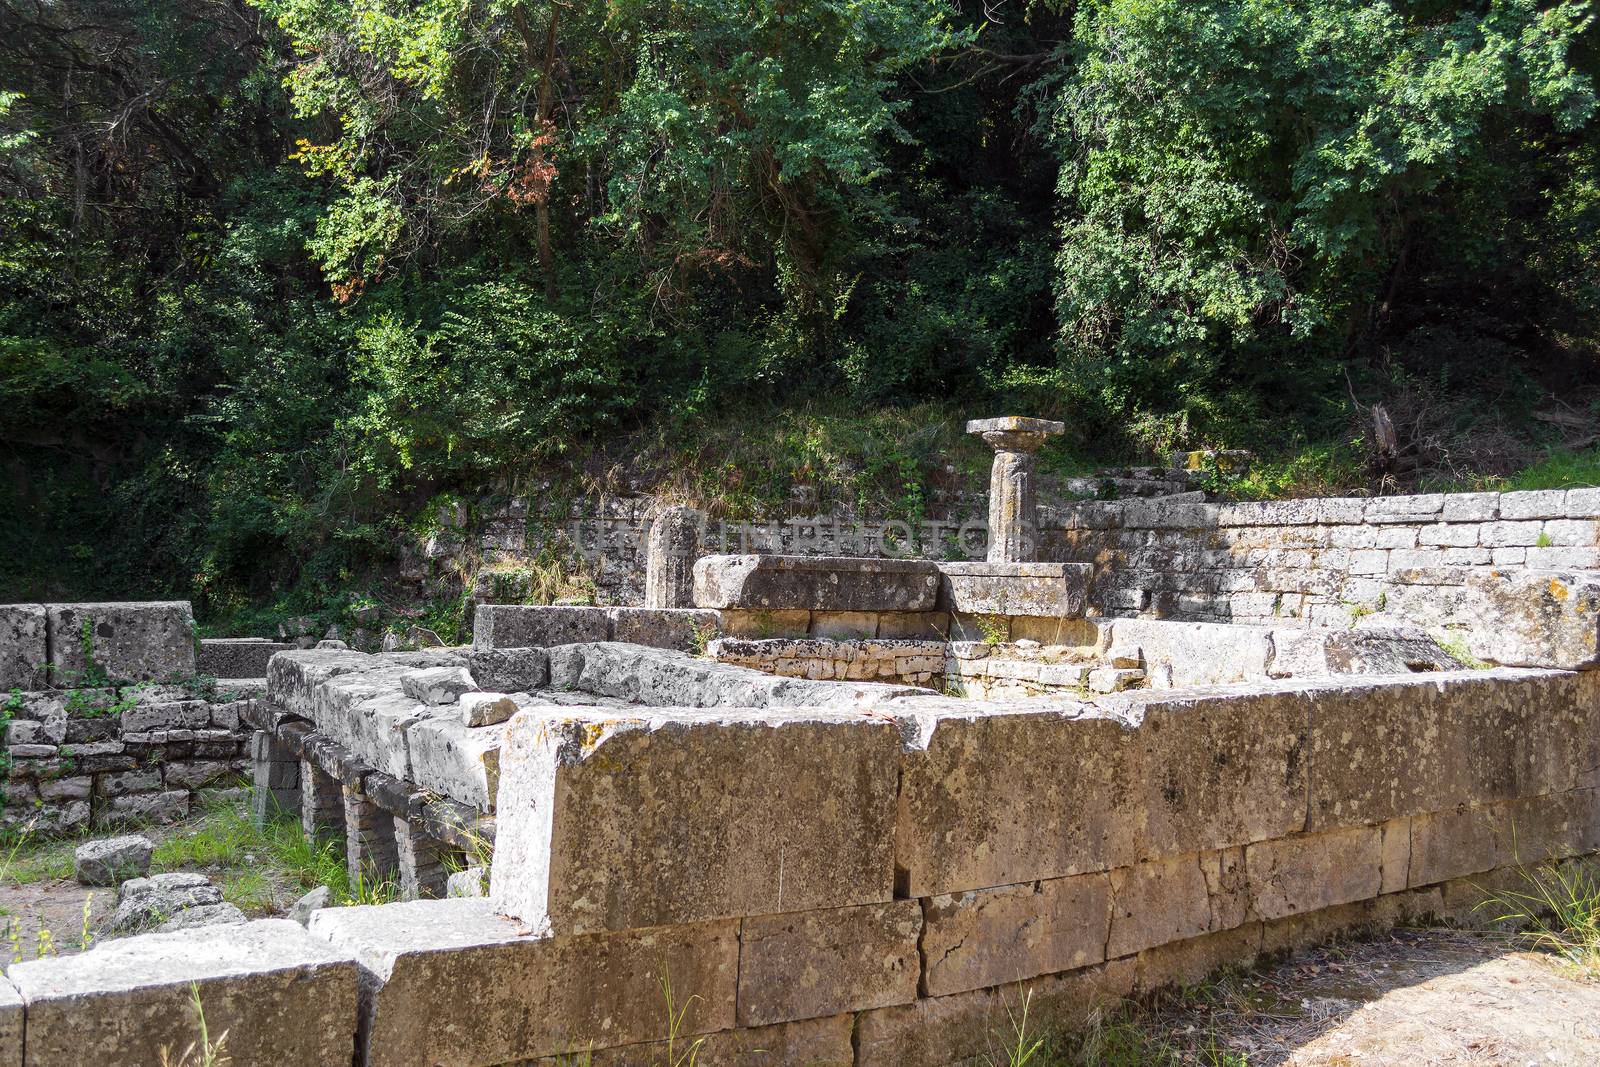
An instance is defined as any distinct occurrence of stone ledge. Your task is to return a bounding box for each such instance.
[693,555,941,612]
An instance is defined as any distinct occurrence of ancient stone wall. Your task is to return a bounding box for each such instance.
[4,663,1594,1066]
[1046,489,1600,668]
[0,603,260,837]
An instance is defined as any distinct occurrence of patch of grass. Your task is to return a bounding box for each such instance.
[153,793,350,911]
[1497,445,1600,492]
[2,833,83,886]
[1224,439,1367,501]
[1481,858,1600,976]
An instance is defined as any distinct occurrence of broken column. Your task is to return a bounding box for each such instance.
[967,417,1065,563]
[645,506,702,609]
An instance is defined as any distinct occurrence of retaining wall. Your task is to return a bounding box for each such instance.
[5,665,1595,1066]
[1046,489,1600,668]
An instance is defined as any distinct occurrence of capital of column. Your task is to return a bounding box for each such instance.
[966,416,1065,455]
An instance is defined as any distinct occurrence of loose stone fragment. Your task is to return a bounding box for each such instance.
[73,835,153,886]
[459,691,518,727]
[400,665,479,706]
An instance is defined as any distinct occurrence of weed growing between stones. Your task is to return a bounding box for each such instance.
[159,983,231,1067]
[154,793,351,910]
[1481,858,1600,977]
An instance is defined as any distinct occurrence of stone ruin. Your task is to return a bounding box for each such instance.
[2,418,1600,1065]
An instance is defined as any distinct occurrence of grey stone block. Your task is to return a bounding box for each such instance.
[936,562,1092,618]
[692,554,941,612]
[492,708,899,934]
[0,604,46,690]
[73,835,153,886]
[463,646,549,691]
[609,607,721,651]
[0,976,18,1067]
[399,665,479,706]
[7,919,359,1067]
[197,638,295,678]
[46,601,196,684]
[310,898,737,1067]
[472,604,610,650]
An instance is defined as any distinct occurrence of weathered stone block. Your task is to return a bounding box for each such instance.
[46,601,196,684]
[737,902,920,1025]
[310,898,737,1067]
[492,708,899,933]
[1383,570,1600,668]
[463,646,549,692]
[1108,854,1212,958]
[405,717,505,811]
[1098,618,1274,687]
[716,608,813,639]
[692,555,940,612]
[0,604,46,690]
[1307,670,1600,830]
[1246,826,1382,920]
[473,604,610,650]
[609,607,720,651]
[1499,489,1567,520]
[101,790,191,828]
[937,562,1091,618]
[73,835,153,886]
[400,665,478,706]
[919,874,1109,996]
[121,699,211,733]
[7,919,358,1067]
[266,647,387,717]
[197,638,295,679]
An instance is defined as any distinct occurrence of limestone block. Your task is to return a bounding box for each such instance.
[527,1014,854,1067]
[1268,625,1455,677]
[473,604,610,650]
[94,768,163,797]
[1098,619,1274,687]
[7,919,358,1067]
[936,562,1092,618]
[892,701,1140,896]
[1245,826,1382,920]
[405,716,504,811]
[492,708,899,933]
[644,506,702,609]
[808,610,880,639]
[0,604,46,690]
[73,835,153,886]
[1406,805,1504,886]
[1364,494,1445,522]
[1441,493,1500,522]
[463,646,549,692]
[692,554,940,612]
[163,760,236,791]
[1307,670,1600,830]
[314,676,425,782]
[1380,819,1411,894]
[310,898,737,1066]
[46,601,196,684]
[609,607,720,651]
[0,977,18,1067]
[458,691,518,727]
[737,902,920,1025]
[1108,854,1212,958]
[1499,489,1567,519]
[197,638,295,678]
[919,874,1110,996]
[1383,570,1600,668]
[102,790,191,828]
[121,700,211,733]
[266,647,386,717]
[400,665,478,705]
[876,611,951,639]
[1133,923,1264,993]
[1108,687,1310,860]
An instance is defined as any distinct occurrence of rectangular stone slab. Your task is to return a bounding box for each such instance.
[45,601,196,684]
[310,898,737,1067]
[0,604,46,690]
[472,604,609,650]
[198,638,295,678]
[736,902,921,1026]
[7,919,358,1067]
[692,555,941,612]
[492,708,900,933]
[936,562,1092,618]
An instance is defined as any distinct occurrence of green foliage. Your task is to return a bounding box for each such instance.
[1483,858,1600,976]
[1,0,1598,622]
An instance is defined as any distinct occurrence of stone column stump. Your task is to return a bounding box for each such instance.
[967,417,1066,564]
[644,506,702,609]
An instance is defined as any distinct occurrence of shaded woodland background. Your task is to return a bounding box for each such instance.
[3,0,1598,628]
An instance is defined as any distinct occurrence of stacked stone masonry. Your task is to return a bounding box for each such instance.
[1046,488,1600,668]
[5,642,1592,1066]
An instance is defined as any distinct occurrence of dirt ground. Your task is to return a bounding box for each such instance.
[1155,928,1600,1066]
[0,880,115,960]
